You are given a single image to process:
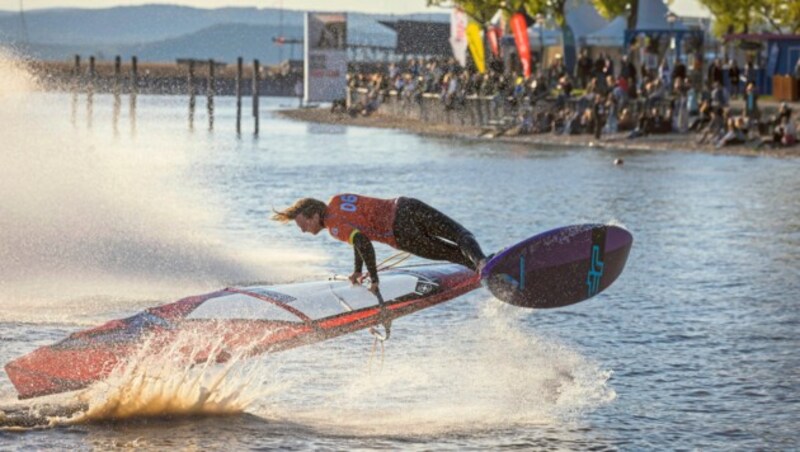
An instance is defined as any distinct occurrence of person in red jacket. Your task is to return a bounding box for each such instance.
[272,194,487,294]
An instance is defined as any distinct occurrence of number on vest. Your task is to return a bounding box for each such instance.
[340,194,358,212]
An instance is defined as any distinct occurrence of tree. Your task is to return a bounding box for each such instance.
[696,0,800,35]
[426,0,506,23]
[590,0,637,30]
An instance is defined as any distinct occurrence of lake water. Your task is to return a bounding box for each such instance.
[1,74,799,449]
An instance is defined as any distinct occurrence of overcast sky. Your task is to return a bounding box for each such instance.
[0,0,710,18]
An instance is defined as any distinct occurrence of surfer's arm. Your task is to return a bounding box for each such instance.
[352,232,379,284]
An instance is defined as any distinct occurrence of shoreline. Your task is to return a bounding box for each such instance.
[279,108,800,159]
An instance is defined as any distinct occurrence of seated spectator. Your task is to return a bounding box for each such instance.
[767,102,794,129]
[697,108,725,144]
[651,107,672,134]
[689,101,712,132]
[348,101,364,117]
[756,121,789,150]
[563,108,584,135]
[580,107,595,134]
[618,108,636,131]
[557,75,573,97]
[645,80,666,110]
[330,99,347,113]
[551,109,567,134]
[532,75,550,99]
[715,117,747,148]
[628,109,654,139]
[603,93,618,134]
[781,116,797,146]
[539,112,555,133]
[687,86,700,116]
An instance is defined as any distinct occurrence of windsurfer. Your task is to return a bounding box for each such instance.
[272,194,487,294]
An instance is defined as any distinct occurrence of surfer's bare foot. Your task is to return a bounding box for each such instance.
[477,258,487,275]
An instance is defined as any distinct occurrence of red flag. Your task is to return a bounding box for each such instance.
[510,12,531,77]
[487,26,500,58]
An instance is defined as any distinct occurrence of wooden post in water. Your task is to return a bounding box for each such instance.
[207,59,215,131]
[252,59,260,135]
[188,60,196,130]
[113,55,121,135]
[236,57,243,135]
[71,54,80,126]
[130,56,138,134]
[87,56,95,128]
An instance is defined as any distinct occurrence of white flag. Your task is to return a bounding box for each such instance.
[450,7,468,67]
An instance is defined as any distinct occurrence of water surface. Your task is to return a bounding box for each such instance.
[1,88,798,449]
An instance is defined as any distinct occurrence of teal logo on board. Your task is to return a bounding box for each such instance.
[498,254,526,291]
[587,245,604,296]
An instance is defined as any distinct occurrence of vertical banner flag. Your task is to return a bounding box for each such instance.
[304,12,347,103]
[450,7,468,67]
[466,22,486,73]
[510,12,531,77]
[487,9,504,58]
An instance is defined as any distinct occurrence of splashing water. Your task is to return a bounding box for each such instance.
[247,296,616,436]
[0,49,321,323]
[0,49,37,96]
[72,331,286,422]
[0,330,286,429]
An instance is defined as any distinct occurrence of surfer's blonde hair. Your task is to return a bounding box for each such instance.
[271,198,327,223]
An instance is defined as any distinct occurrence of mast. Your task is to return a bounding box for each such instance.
[18,0,29,44]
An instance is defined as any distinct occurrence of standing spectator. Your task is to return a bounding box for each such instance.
[687,85,699,116]
[594,53,607,78]
[620,55,635,83]
[604,53,615,77]
[672,58,687,83]
[743,59,757,85]
[548,55,566,86]
[640,61,650,88]
[612,76,628,108]
[729,59,741,98]
[294,79,304,107]
[708,59,723,90]
[710,81,727,110]
[658,59,671,90]
[577,49,592,89]
[604,92,619,134]
[673,77,689,133]
[592,93,606,139]
[744,81,759,127]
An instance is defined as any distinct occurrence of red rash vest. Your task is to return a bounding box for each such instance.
[325,194,398,247]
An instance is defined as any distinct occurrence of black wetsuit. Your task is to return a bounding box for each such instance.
[350,197,486,282]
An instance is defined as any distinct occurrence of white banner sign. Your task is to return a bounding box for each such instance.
[304,12,348,103]
[450,8,468,67]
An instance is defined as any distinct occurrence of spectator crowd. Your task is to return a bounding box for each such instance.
[343,51,800,150]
